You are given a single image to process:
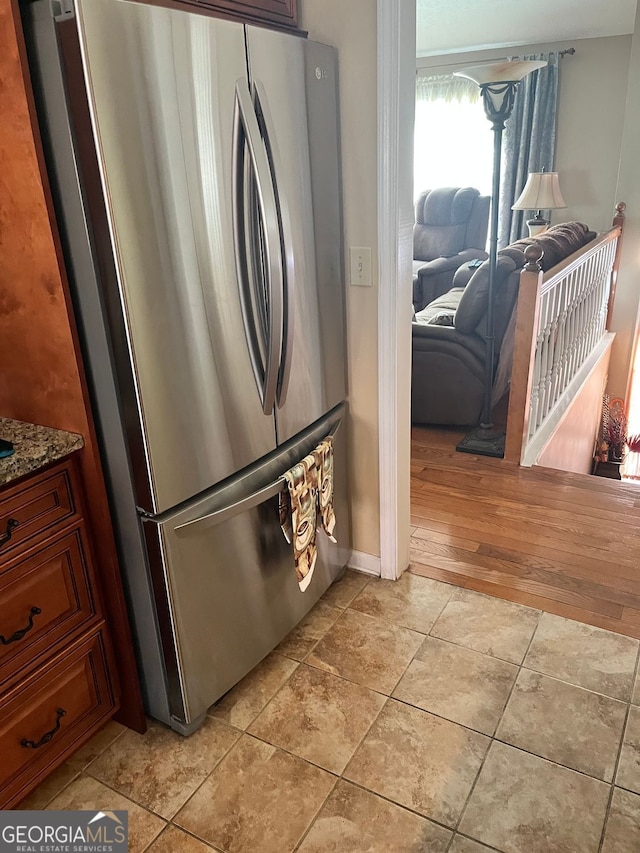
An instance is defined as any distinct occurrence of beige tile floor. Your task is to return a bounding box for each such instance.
[20,571,640,852]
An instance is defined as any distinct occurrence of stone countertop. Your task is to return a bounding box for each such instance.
[0,418,84,487]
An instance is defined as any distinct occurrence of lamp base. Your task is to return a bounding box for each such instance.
[526,214,549,238]
[456,425,505,458]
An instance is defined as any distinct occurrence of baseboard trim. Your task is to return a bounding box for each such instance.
[348,550,382,576]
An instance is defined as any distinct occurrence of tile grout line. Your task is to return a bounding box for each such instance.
[129,606,635,851]
[515,663,635,703]
[68,769,169,850]
[276,578,368,665]
[36,573,638,851]
[444,607,543,852]
[30,770,81,811]
[231,658,303,735]
[291,773,341,852]
[336,775,458,838]
[290,580,453,850]
[451,831,506,853]
[252,580,474,847]
[84,719,245,828]
[165,725,246,827]
[166,818,225,852]
[80,769,169,819]
[216,573,440,737]
[230,587,467,844]
[339,693,390,778]
[139,824,224,853]
[213,580,439,789]
[247,676,630,791]
[34,723,128,811]
[167,823,224,853]
[487,736,623,787]
[597,642,640,852]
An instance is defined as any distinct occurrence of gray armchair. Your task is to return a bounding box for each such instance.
[413,187,490,312]
[411,252,523,426]
[411,222,598,427]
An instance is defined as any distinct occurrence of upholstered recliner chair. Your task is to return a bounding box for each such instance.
[411,222,597,426]
[413,187,490,312]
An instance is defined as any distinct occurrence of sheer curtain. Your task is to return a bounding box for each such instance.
[414,72,493,202]
[499,52,560,246]
[415,55,561,247]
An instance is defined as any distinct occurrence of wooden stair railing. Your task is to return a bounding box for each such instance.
[504,246,544,463]
[505,204,626,465]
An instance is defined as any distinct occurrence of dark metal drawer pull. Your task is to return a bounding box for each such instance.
[0,517,19,548]
[20,708,66,749]
[0,606,42,646]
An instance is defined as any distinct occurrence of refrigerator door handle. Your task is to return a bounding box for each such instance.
[253,82,295,409]
[174,477,285,536]
[232,78,283,415]
[173,419,341,537]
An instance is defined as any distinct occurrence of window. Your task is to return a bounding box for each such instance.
[414,72,493,201]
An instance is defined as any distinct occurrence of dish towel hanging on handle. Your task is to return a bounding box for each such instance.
[279,435,337,591]
[316,436,337,542]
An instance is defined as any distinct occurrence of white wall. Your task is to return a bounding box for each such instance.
[611,5,640,403]
[554,36,631,231]
[299,1,381,559]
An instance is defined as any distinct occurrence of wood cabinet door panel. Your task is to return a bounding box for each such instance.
[0,527,98,688]
[0,465,78,561]
[0,630,115,807]
[195,0,297,27]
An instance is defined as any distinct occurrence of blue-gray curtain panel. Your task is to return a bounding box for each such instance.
[498,52,560,247]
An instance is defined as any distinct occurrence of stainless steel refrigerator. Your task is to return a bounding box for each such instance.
[24,0,350,734]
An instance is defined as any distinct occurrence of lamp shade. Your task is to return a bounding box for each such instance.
[454,60,547,123]
[512,172,567,211]
[453,60,547,87]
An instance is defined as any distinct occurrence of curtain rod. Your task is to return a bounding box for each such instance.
[508,47,575,58]
[416,47,576,73]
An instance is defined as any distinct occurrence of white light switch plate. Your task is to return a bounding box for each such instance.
[349,246,372,286]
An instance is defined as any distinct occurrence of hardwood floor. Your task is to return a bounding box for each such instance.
[410,425,640,639]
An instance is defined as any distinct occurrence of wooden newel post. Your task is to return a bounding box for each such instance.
[504,244,544,463]
[606,201,626,328]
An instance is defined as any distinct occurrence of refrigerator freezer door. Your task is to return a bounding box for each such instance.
[245,29,347,445]
[147,405,349,728]
[74,0,277,513]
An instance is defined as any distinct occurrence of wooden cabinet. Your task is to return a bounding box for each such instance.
[194,0,298,29]
[135,0,299,30]
[0,0,144,739]
[0,454,116,808]
[0,465,78,561]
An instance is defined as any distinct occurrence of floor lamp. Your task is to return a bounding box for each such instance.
[453,60,547,458]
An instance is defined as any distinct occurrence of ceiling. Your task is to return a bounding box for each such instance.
[416,0,637,57]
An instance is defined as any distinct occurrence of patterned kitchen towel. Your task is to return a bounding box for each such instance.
[279,434,338,591]
[314,436,337,543]
[279,449,320,592]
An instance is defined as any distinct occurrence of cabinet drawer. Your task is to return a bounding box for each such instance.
[0,527,97,688]
[0,630,115,807]
[0,464,78,561]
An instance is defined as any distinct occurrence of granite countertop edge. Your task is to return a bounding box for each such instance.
[0,418,84,488]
